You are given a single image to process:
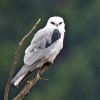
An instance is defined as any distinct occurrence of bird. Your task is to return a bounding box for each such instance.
[10,16,65,86]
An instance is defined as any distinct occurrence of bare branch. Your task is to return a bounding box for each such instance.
[4,19,41,100]
[13,64,49,100]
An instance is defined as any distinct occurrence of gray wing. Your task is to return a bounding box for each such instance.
[24,28,52,66]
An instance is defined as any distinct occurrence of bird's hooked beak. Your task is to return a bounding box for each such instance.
[55,24,59,27]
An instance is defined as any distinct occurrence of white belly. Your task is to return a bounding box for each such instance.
[46,38,63,63]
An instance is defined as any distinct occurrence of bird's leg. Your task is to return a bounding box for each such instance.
[36,69,48,80]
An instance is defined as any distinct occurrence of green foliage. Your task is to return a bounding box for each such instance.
[0,0,100,100]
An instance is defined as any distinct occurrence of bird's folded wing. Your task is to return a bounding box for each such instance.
[24,28,52,66]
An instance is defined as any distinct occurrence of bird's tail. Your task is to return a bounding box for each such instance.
[10,59,47,86]
[10,65,30,86]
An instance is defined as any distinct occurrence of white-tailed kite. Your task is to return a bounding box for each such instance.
[10,16,65,86]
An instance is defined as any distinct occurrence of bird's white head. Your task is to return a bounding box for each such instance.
[46,16,65,32]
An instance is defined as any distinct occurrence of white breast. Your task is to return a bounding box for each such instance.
[46,36,63,63]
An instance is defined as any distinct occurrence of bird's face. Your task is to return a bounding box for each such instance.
[46,16,65,32]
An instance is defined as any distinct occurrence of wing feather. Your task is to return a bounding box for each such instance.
[24,28,53,66]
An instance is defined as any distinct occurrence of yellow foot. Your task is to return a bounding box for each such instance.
[36,73,48,80]
[36,77,48,80]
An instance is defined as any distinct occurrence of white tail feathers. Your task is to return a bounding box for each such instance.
[14,74,26,86]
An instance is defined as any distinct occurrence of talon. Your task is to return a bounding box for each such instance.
[36,76,48,80]
[36,73,48,80]
[28,92,30,94]
[27,81,31,84]
[40,77,48,80]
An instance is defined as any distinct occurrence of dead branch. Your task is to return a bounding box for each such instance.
[13,64,49,100]
[4,19,41,100]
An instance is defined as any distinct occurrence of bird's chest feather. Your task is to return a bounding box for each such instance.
[45,38,63,63]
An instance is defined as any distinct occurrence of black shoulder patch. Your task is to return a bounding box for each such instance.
[51,29,61,44]
[45,41,51,48]
[45,29,61,48]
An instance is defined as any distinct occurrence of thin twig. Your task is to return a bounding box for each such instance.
[4,19,41,100]
[13,64,49,100]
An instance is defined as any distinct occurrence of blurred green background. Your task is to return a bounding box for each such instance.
[0,0,100,100]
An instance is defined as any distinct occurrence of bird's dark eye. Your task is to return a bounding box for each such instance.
[59,22,62,25]
[51,22,55,25]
